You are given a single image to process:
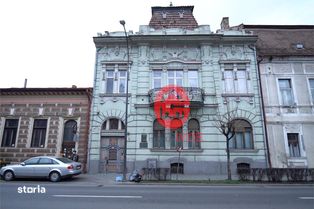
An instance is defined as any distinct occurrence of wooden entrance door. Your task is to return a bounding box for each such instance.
[100,137,124,173]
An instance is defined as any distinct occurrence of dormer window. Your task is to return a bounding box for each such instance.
[296,43,304,49]
[162,11,167,19]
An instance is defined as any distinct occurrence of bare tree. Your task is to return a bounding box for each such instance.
[214,104,238,180]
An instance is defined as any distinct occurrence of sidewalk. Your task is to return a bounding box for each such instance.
[71,173,239,186]
[72,173,314,186]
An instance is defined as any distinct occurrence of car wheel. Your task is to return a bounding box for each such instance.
[4,170,14,181]
[49,171,61,182]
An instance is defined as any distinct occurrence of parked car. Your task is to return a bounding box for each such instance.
[0,156,82,182]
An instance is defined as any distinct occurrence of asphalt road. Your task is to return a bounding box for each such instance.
[0,181,313,209]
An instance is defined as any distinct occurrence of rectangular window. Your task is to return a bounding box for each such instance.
[153,130,165,149]
[118,71,127,93]
[188,70,198,87]
[237,70,247,93]
[152,71,162,88]
[105,69,127,94]
[1,119,19,147]
[224,70,234,93]
[170,129,183,149]
[309,79,314,102]
[279,79,294,106]
[106,70,114,93]
[287,133,300,157]
[31,119,47,148]
[168,70,183,86]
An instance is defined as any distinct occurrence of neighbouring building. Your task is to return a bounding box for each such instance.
[228,23,314,168]
[0,87,92,172]
[88,5,267,176]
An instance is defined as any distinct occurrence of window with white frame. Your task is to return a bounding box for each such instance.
[223,64,249,94]
[188,70,198,87]
[105,70,114,93]
[118,71,127,93]
[168,70,183,86]
[309,79,314,102]
[237,68,248,93]
[278,79,294,106]
[152,70,162,88]
[287,133,300,157]
[104,70,127,94]
[224,69,234,93]
[31,119,48,148]
[1,119,19,147]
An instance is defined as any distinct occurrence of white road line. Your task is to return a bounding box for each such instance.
[53,195,143,198]
[298,197,314,200]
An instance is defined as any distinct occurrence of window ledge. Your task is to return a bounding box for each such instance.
[150,148,203,152]
[229,149,258,153]
[99,93,131,97]
[222,93,254,97]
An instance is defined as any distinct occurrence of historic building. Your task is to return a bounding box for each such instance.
[89,5,267,175]
[227,23,314,168]
[0,87,92,172]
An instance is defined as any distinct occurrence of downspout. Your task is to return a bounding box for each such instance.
[249,45,272,169]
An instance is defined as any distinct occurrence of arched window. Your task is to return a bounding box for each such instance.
[188,119,200,149]
[170,119,183,149]
[102,118,125,130]
[229,119,253,149]
[63,120,77,141]
[153,120,165,149]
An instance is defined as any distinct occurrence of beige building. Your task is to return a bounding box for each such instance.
[227,23,314,168]
[0,87,92,172]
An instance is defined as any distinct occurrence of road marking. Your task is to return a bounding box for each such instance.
[298,197,314,200]
[53,195,143,198]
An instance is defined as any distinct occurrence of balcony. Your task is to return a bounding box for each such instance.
[148,87,204,107]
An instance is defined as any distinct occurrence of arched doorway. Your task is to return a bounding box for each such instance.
[100,118,125,173]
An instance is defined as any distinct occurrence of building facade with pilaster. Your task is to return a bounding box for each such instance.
[88,5,267,175]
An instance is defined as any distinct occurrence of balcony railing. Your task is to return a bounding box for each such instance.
[148,87,204,107]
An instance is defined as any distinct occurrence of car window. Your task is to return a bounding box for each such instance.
[52,159,60,164]
[56,157,74,163]
[24,158,39,165]
[38,158,54,165]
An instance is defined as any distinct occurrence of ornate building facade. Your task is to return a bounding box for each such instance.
[88,6,267,175]
[0,87,92,172]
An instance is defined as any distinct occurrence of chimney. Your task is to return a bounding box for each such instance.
[220,17,229,30]
[72,85,77,88]
[24,78,27,88]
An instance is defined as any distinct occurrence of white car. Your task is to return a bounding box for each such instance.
[0,156,82,182]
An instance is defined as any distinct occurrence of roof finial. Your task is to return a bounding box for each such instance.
[170,2,173,6]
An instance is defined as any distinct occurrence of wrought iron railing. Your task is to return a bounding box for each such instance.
[148,87,204,106]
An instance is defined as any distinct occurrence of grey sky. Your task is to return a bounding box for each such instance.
[0,0,313,88]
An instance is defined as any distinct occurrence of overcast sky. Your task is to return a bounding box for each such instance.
[1,0,313,88]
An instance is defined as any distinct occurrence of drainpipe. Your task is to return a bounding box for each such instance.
[85,87,92,173]
[249,45,272,169]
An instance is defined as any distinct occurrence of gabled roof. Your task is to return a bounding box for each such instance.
[149,6,198,30]
[237,24,314,56]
